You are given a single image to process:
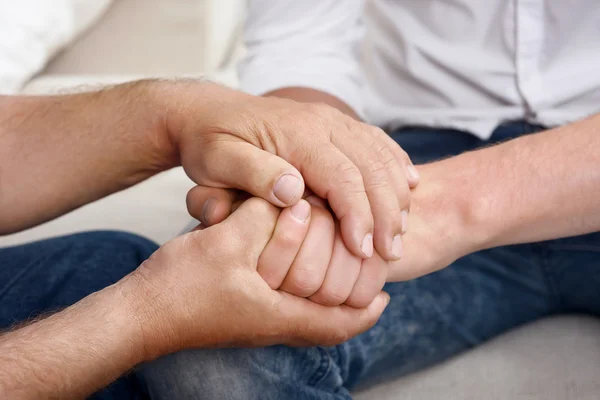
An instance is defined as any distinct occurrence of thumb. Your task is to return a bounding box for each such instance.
[276,291,390,346]
[216,197,281,262]
[194,140,305,208]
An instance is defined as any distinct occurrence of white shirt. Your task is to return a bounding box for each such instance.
[239,0,600,139]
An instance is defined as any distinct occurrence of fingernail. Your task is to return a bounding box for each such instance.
[273,174,301,204]
[361,233,374,257]
[407,165,420,182]
[290,200,310,222]
[391,234,403,258]
[384,293,391,305]
[401,210,408,233]
[202,197,218,224]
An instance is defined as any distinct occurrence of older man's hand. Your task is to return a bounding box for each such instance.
[120,197,389,359]
[0,79,415,261]
[156,81,418,261]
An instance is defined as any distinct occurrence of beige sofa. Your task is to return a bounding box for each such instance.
[1,1,599,399]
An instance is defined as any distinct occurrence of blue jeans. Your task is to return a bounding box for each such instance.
[137,121,600,399]
[0,231,158,400]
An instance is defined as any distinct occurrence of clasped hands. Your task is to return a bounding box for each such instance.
[121,81,475,360]
[188,189,392,309]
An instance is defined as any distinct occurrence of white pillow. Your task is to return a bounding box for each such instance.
[0,0,112,94]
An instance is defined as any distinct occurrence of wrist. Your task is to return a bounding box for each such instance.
[417,157,490,256]
[121,80,185,173]
[89,283,149,367]
[115,271,180,363]
[151,79,238,155]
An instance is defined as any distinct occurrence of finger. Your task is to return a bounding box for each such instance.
[379,134,412,234]
[290,143,374,259]
[384,163,410,237]
[186,186,236,226]
[336,124,406,261]
[219,197,281,260]
[345,252,389,309]
[257,200,311,289]
[279,205,335,297]
[371,135,410,253]
[276,290,390,346]
[309,225,362,306]
[194,140,305,208]
[382,133,420,188]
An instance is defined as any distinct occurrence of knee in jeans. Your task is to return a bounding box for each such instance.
[138,346,342,400]
[139,348,268,399]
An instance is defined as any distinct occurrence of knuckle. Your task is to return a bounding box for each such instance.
[332,162,364,189]
[368,125,387,138]
[317,286,348,306]
[347,278,385,308]
[274,229,304,249]
[258,267,283,289]
[379,145,401,168]
[395,147,411,165]
[346,292,372,309]
[366,158,388,176]
[209,227,247,259]
[287,269,322,296]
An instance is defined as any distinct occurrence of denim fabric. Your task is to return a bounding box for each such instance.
[0,231,158,400]
[138,121,600,399]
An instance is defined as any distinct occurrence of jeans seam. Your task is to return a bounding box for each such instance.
[333,344,348,385]
[307,347,334,389]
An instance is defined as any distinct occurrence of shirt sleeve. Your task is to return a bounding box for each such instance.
[238,0,366,118]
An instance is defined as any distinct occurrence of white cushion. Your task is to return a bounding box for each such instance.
[0,0,112,93]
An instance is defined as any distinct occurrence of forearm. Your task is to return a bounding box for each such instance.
[265,88,360,120]
[0,282,146,399]
[436,114,600,250]
[0,81,178,235]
